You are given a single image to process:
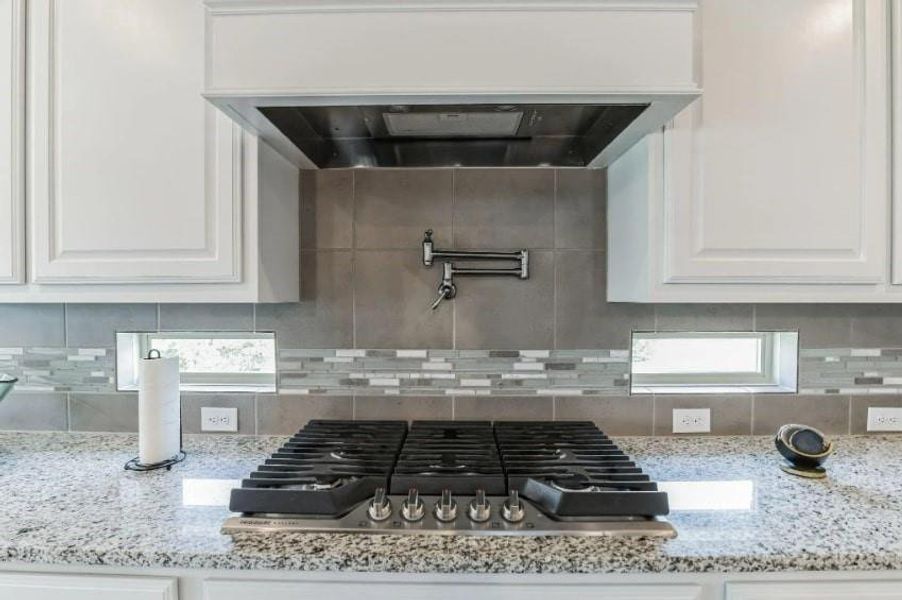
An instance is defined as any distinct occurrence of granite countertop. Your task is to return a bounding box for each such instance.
[1,430,901,574]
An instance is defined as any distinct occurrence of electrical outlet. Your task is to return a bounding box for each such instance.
[672,408,711,434]
[867,407,902,432]
[201,407,238,433]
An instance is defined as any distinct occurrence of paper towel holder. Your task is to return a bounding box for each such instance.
[124,349,187,472]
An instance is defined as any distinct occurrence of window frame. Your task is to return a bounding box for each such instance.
[117,331,276,392]
[629,331,785,389]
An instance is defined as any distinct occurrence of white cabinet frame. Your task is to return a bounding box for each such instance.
[0,0,25,284]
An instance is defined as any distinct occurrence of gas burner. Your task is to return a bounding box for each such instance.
[225,420,675,537]
[283,477,350,491]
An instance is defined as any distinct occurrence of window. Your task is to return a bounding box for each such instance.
[117,332,276,392]
[629,331,797,394]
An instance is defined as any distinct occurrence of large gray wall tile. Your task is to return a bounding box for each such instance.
[257,251,353,348]
[653,394,752,435]
[355,169,452,249]
[453,169,554,249]
[756,304,852,348]
[159,304,253,331]
[0,304,64,346]
[752,394,849,435]
[656,304,754,332]
[257,394,353,434]
[555,396,653,435]
[66,304,157,348]
[454,251,554,349]
[850,305,902,347]
[355,250,452,348]
[354,396,452,421]
[0,392,67,431]
[300,170,353,249]
[69,392,138,432]
[555,169,605,250]
[181,393,255,434]
[555,250,653,348]
[454,396,553,421]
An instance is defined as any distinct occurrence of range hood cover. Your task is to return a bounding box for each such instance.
[203,0,700,169]
[259,104,648,168]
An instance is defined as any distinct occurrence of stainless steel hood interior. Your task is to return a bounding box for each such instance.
[257,103,649,168]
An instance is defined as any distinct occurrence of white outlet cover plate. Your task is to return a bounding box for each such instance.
[201,407,238,432]
[672,408,711,434]
[867,407,902,432]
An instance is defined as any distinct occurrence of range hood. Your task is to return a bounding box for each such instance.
[204,0,701,169]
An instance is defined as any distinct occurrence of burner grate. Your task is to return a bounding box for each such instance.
[228,420,406,517]
[391,421,506,494]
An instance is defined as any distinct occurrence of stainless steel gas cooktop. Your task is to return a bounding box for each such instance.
[222,420,676,538]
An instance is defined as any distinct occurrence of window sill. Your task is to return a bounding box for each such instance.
[118,384,275,394]
[631,385,797,395]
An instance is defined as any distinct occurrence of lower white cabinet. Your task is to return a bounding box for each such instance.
[0,573,177,600]
[726,580,902,600]
[205,580,703,600]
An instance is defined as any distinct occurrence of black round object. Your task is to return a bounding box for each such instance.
[774,424,833,472]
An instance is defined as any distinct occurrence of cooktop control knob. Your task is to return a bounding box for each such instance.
[401,488,425,522]
[467,489,491,523]
[433,489,458,522]
[501,490,526,523]
[367,487,392,521]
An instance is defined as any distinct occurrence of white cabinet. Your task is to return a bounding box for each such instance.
[205,579,703,600]
[8,0,299,302]
[893,0,902,284]
[0,0,24,284]
[0,572,177,600]
[608,0,892,302]
[726,580,902,600]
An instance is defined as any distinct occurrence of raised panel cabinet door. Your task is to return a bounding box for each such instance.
[663,0,889,284]
[27,0,242,284]
[205,580,703,600]
[0,0,24,283]
[726,580,902,600]
[0,573,177,600]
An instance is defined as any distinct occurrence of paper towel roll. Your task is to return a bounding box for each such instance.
[138,354,181,465]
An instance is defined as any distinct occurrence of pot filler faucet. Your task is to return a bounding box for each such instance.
[421,230,529,309]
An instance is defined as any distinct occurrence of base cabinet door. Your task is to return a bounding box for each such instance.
[726,581,902,600]
[205,580,703,600]
[0,573,177,600]
[27,0,242,284]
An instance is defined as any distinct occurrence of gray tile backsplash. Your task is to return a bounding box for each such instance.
[1,168,902,435]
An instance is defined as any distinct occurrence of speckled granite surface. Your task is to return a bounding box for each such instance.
[1,431,901,574]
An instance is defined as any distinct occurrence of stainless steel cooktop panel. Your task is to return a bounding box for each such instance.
[222,494,677,538]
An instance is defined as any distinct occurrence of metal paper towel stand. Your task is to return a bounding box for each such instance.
[124,349,187,472]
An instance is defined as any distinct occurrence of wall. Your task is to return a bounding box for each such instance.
[0,168,901,436]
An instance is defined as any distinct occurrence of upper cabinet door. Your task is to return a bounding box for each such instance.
[892,0,902,284]
[663,0,889,284]
[0,0,24,284]
[27,0,242,284]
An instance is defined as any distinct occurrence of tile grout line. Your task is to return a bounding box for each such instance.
[62,304,69,348]
[552,169,558,351]
[450,168,457,350]
[351,171,358,350]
